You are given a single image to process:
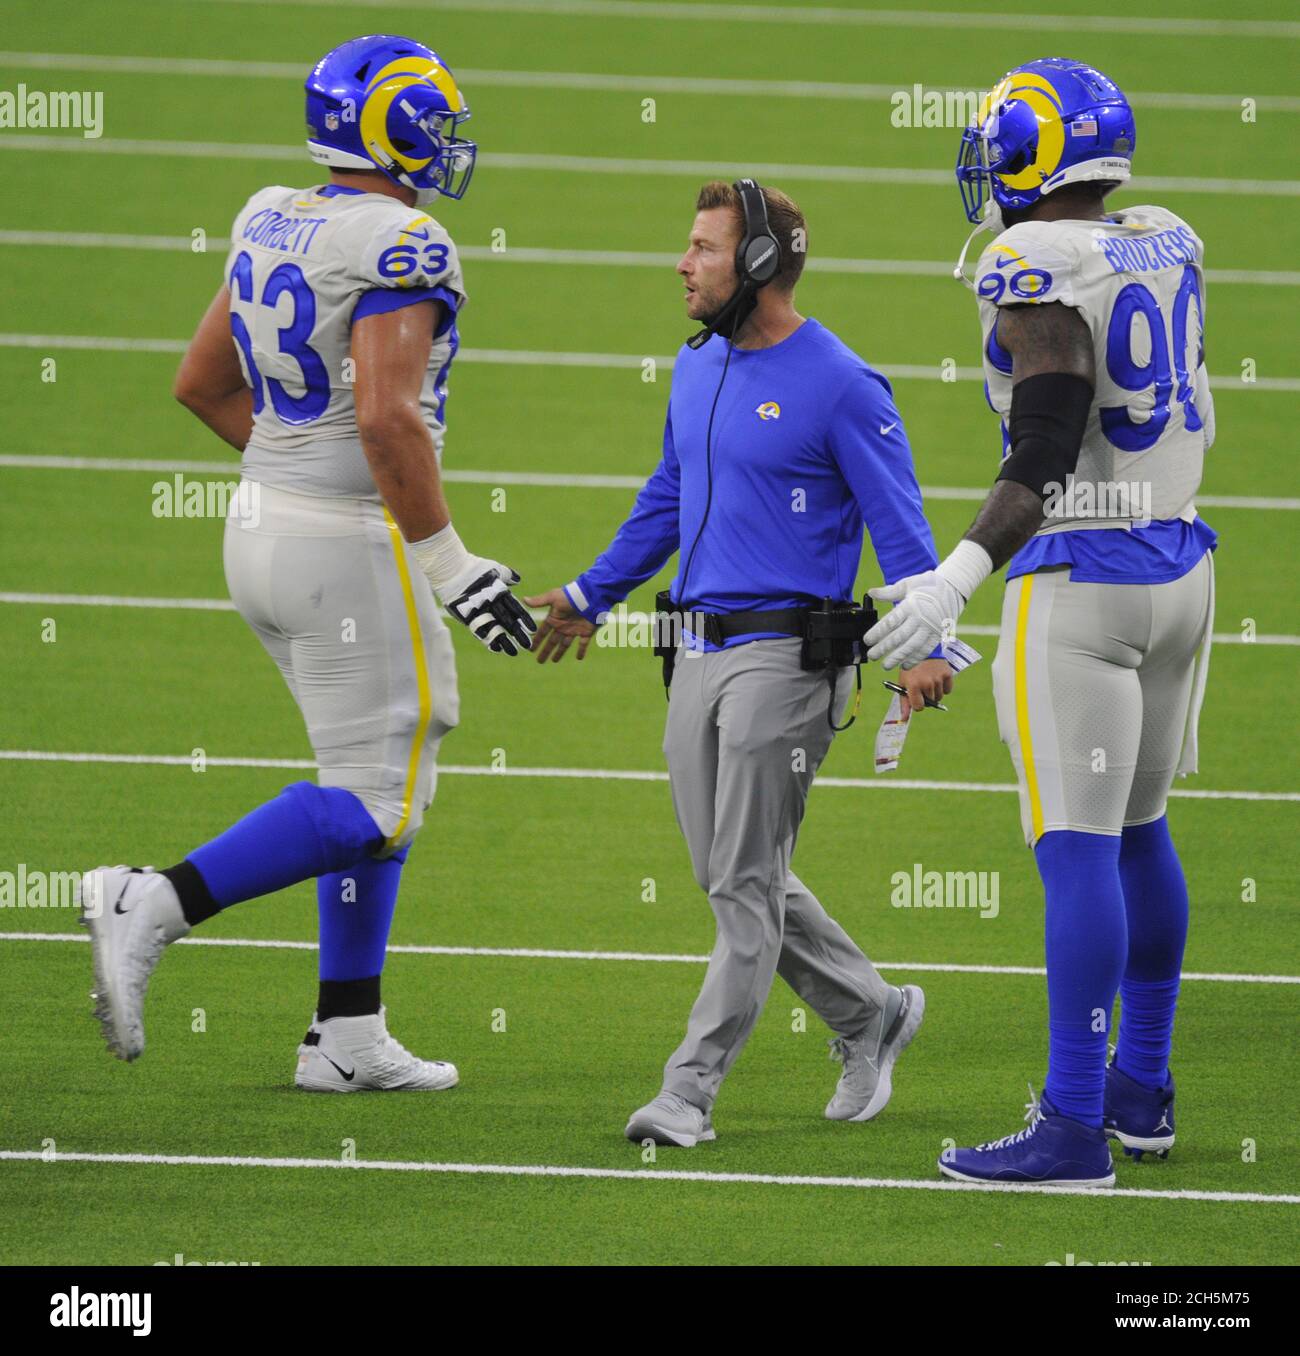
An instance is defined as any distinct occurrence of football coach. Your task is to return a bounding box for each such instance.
[527,180,954,1147]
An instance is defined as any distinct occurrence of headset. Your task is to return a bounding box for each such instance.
[686,178,782,350]
[676,180,782,611]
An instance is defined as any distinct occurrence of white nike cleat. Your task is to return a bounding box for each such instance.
[80,866,190,1062]
[624,1092,716,1148]
[294,1006,459,1092]
[825,983,926,1122]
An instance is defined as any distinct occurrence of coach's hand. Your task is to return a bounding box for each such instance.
[865,569,968,670]
[524,588,597,664]
[898,657,955,717]
[439,558,537,656]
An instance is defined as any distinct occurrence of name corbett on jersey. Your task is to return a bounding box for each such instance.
[1094,225,1198,275]
[0,85,103,138]
[242,208,328,257]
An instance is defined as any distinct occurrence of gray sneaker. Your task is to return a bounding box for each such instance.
[825,984,926,1122]
[624,1092,716,1147]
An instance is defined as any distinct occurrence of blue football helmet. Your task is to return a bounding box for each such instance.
[956,58,1135,224]
[305,35,477,204]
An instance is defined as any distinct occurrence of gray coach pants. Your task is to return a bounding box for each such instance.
[659,637,894,1112]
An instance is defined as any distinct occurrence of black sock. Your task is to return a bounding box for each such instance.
[317,976,381,1022]
[160,859,221,928]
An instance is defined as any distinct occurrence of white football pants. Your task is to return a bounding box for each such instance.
[991,552,1214,847]
[223,478,459,853]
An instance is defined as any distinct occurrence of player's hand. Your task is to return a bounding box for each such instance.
[438,558,537,656]
[524,587,597,664]
[898,657,955,718]
[865,570,968,670]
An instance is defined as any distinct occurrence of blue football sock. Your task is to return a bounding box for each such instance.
[185,781,384,912]
[1115,816,1188,1090]
[1037,830,1127,1128]
[317,846,408,982]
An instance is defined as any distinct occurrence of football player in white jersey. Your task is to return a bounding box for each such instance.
[865,59,1216,1185]
[80,36,535,1090]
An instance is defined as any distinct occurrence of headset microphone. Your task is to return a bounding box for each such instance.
[687,178,781,349]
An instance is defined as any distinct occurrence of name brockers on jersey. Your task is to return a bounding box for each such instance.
[1093,223,1199,274]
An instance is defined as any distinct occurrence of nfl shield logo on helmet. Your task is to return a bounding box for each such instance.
[324,111,340,131]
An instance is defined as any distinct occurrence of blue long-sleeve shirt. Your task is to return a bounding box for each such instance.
[565,318,938,645]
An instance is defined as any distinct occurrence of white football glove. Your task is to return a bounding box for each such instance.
[438,558,537,657]
[865,541,993,670]
[409,523,537,657]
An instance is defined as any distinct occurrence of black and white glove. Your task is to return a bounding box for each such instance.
[440,559,537,656]
[409,523,537,657]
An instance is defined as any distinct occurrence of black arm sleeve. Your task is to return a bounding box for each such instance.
[996,371,1094,499]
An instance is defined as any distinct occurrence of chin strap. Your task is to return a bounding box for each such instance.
[952,206,1002,291]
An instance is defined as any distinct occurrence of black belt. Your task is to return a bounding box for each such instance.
[653,591,877,734]
[653,592,812,694]
[679,606,809,647]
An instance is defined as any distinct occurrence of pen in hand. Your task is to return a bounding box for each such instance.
[882,680,947,712]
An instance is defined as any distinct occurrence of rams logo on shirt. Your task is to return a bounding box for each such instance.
[755,401,781,421]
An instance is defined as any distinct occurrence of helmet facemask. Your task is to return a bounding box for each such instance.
[364,91,477,203]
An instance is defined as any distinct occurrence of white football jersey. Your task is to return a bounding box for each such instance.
[975,205,1213,530]
[224,184,467,498]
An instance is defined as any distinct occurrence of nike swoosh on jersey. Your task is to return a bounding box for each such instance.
[880,422,898,436]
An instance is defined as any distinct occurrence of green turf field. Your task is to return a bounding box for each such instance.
[1,0,1297,1268]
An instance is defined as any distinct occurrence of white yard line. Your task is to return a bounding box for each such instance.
[190,0,1300,42]
[2,50,1294,113]
[2,455,1297,513]
[2,749,1296,803]
[0,591,238,612]
[2,230,1294,288]
[1,135,1297,199]
[3,931,1295,985]
[3,333,1296,391]
[0,453,656,488]
[1,591,1296,648]
[952,622,1298,648]
[1,1147,1295,1203]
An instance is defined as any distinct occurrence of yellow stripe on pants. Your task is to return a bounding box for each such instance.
[1013,574,1044,842]
[382,510,432,851]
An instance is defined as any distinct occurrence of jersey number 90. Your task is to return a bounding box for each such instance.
[1100,266,1204,453]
